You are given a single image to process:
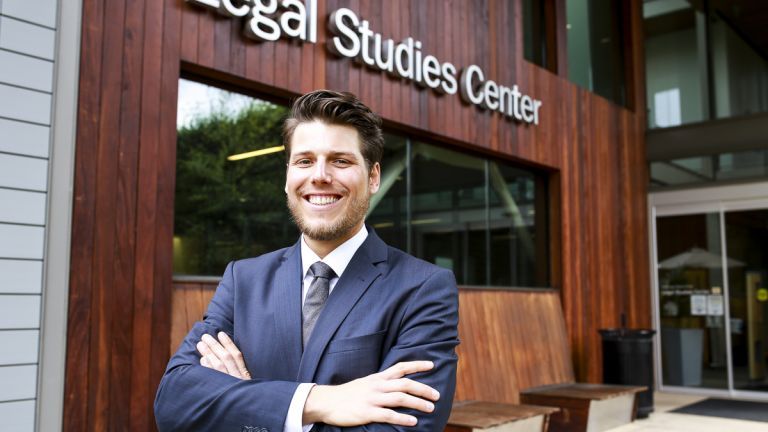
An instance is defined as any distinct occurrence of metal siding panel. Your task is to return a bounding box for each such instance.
[0,260,43,294]
[0,84,52,124]
[0,16,56,59]
[0,118,50,157]
[1,0,58,28]
[0,154,48,191]
[0,330,39,365]
[0,189,46,225]
[0,399,36,431]
[0,365,37,401]
[0,49,54,92]
[0,225,45,259]
[0,295,41,329]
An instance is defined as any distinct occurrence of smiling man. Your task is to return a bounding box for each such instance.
[155,90,459,432]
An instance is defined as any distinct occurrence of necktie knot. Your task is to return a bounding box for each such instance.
[309,261,336,280]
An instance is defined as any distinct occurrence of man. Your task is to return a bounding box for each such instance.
[155,90,459,431]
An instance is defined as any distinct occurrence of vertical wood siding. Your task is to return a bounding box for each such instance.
[66,0,650,429]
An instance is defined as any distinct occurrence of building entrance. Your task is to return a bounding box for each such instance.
[650,183,768,399]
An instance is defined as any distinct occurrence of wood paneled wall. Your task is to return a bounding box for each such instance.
[67,0,649,429]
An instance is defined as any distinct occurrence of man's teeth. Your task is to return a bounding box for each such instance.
[308,195,339,205]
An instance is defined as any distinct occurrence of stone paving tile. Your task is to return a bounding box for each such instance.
[608,392,768,432]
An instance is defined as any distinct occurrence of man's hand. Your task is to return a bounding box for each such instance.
[196,332,251,380]
[302,361,439,427]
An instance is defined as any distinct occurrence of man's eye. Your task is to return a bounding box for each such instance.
[333,159,351,166]
[295,159,312,166]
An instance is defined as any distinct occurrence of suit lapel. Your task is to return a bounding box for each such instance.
[297,228,388,382]
[274,242,303,377]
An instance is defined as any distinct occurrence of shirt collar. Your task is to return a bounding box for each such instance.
[300,225,368,279]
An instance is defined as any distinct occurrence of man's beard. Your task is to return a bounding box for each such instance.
[287,192,370,241]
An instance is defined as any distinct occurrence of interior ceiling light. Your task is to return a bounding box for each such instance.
[227,145,285,161]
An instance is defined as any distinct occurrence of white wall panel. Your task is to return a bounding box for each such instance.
[0,16,55,59]
[0,330,39,365]
[0,119,50,157]
[0,399,35,431]
[0,365,37,401]
[0,260,42,294]
[0,154,48,191]
[0,225,45,259]
[0,84,52,124]
[0,295,40,329]
[2,0,58,28]
[0,50,54,92]
[0,189,46,225]
[0,295,41,329]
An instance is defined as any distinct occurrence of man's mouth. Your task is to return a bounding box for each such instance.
[305,194,341,205]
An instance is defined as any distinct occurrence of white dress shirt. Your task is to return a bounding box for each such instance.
[284,225,369,432]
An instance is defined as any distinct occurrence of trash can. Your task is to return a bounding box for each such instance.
[599,328,656,418]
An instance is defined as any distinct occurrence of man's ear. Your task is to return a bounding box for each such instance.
[369,162,381,194]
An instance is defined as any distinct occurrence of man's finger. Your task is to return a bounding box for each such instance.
[202,334,242,378]
[370,408,418,427]
[381,378,440,401]
[217,332,250,379]
[379,361,434,380]
[197,339,229,375]
[377,392,435,413]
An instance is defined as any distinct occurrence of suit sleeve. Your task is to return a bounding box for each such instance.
[313,268,460,432]
[154,261,300,431]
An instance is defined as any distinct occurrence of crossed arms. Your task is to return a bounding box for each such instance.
[154,263,459,431]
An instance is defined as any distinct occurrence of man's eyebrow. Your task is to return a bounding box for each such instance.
[290,151,359,160]
[329,152,359,159]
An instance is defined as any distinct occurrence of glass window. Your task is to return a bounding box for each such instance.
[488,162,549,287]
[567,0,628,105]
[644,0,768,128]
[644,0,706,128]
[367,134,409,251]
[650,149,768,189]
[523,0,553,70]
[174,80,552,288]
[410,142,488,285]
[710,14,768,120]
[174,79,294,276]
[656,212,729,389]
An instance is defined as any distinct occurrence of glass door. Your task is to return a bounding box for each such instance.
[650,182,768,399]
[725,208,768,394]
[655,212,729,390]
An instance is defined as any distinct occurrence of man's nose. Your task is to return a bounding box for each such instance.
[311,161,332,183]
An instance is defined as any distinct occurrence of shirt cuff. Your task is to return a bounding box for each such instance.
[284,383,316,432]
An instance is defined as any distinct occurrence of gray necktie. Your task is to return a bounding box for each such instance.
[302,262,336,347]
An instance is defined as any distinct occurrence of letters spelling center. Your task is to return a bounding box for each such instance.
[187,0,543,125]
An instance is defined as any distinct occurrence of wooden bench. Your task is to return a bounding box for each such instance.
[453,289,645,432]
[447,401,559,432]
[170,283,644,431]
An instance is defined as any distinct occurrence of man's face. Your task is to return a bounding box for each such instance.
[285,120,380,242]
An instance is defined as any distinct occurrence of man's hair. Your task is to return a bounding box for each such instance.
[283,90,384,171]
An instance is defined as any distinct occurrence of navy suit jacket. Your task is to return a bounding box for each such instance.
[155,228,459,431]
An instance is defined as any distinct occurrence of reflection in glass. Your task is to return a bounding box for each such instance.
[711,15,768,120]
[523,0,550,69]
[644,0,705,128]
[410,143,487,285]
[725,209,768,392]
[173,81,552,287]
[367,134,408,251]
[489,163,549,287]
[650,149,768,189]
[173,79,295,276]
[657,213,728,389]
[567,0,627,105]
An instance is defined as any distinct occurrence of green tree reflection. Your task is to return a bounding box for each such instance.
[174,100,297,276]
